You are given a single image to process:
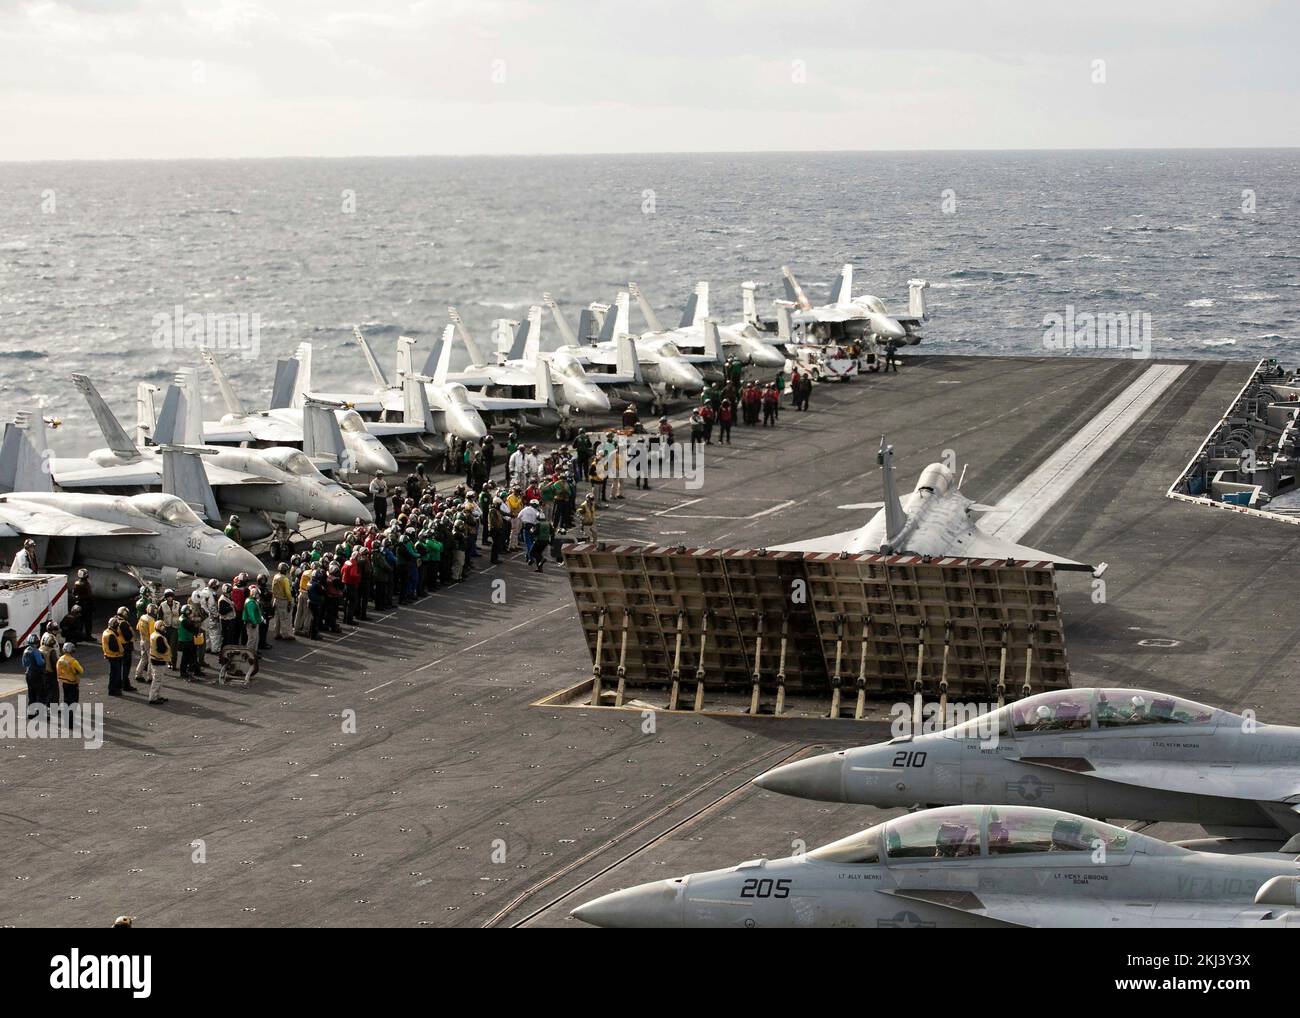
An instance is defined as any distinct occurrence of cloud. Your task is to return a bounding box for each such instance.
[0,0,1296,158]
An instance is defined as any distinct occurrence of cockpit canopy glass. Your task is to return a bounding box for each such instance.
[263,448,320,477]
[885,808,983,860]
[1095,689,1216,727]
[808,806,1143,864]
[807,828,881,865]
[338,410,366,434]
[1011,689,1093,734]
[134,494,202,527]
[987,807,1128,855]
[946,688,1222,740]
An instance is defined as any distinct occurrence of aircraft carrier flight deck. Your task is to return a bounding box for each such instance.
[3,353,1294,929]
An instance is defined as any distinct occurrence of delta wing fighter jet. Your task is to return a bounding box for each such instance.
[572,804,1300,928]
[782,263,929,344]
[768,438,1090,569]
[0,415,262,589]
[754,687,1300,839]
[627,280,786,368]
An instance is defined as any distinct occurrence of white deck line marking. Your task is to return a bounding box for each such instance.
[982,362,1187,541]
[361,603,574,692]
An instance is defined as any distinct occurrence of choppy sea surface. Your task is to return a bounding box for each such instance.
[0,149,1296,454]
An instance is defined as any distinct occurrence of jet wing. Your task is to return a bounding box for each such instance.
[54,462,164,488]
[204,413,312,444]
[802,307,863,323]
[469,394,548,412]
[769,529,866,554]
[307,391,387,414]
[0,500,155,538]
[204,464,279,486]
[202,422,266,444]
[948,531,1092,571]
[362,422,428,437]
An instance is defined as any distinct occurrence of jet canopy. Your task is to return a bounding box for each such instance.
[261,448,323,477]
[941,687,1224,741]
[443,383,473,407]
[806,805,1174,865]
[129,492,203,527]
[338,410,368,434]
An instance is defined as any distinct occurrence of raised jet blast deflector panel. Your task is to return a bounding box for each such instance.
[563,544,1070,709]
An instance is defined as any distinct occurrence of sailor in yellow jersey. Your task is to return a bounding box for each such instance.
[146,620,170,706]
[56,642,83,707]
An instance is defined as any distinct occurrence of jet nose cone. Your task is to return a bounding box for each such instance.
[752,752,845,803]
[671,362,705,392]
[337,491,372,525]
[876,316,906,340]
[361,443,399,476]
[571,879,683,928]
[215,544,264,580]
[450,407,487,441]
[752,346,786,368]
[581,385,611,412]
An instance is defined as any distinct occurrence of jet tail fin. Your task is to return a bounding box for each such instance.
[616,334,643,383]
[879,437,908,543]
[269,358,299,411]
[153,384,181,446]
[741,281,758,325]
[176,369,205,446]
[535,358,556,407]
[396,336,416,382]
[543,293,581,347]
[701,319,725,364]
[781,265,812,311]
[908,279,930,319]
[775,300,795,342]
[577,306,600,345]
[0,415,53,494]
[679,282,709,329]
[829,263,853,306]
[522,306,542,362]
[353,326,390,388]
[629,282,664,333]
[433,324,455,385]
[136,383,160,447]
[200,349,244,416]
[301,400,346,471]
[449,307,489,366]
[70,374,140,460]
[159,445,219,522]
[291,342,313,409]
[402,374,435,432]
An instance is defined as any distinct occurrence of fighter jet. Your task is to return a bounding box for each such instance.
[196,348,399,475]
[782,263,929,345]
[754,686,1300,839]
[549,291,705,410]
[768,438,1090,570]
[46,375,372,535]
[0,416,263,592]
[493,305,612,417]
[627,280,787,369]
[572,804,1300,928]
[423,309,564,429]
[278,330,488,452]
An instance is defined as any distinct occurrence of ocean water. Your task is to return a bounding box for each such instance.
[0,149,1296,454]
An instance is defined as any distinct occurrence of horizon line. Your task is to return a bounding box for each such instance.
[3,145,1299,165]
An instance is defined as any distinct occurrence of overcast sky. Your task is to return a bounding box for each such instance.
[2,0,1297,160]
